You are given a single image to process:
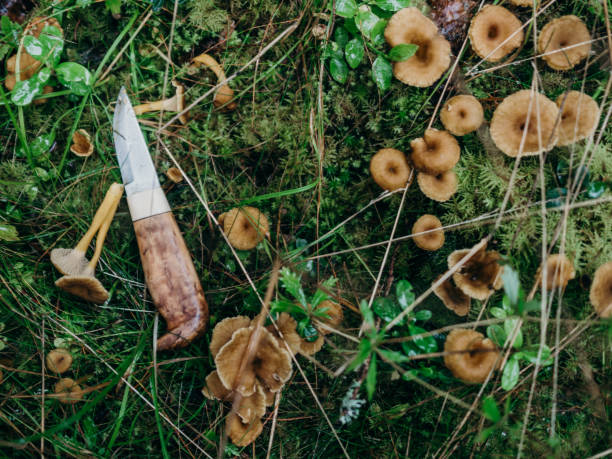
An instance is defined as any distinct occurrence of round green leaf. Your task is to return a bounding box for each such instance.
[486,324,506,347]
[501,355,520,390]
[388,43,418,61]
[355,6,380,38]
[396,280,415,310]
[0,224,19,241]
[23,35,43,59]
[587,181,605,198]
[490,307,507,319]
[329,56,349,83]
[414,309,432,321]
[345,38,364,69]
[335,0,358,18]
[10,77,44,106]
[372,297,400,322]
[372,56,392,91]
[55,62,93,96]
[375,0,411,11]
[334,26,350,48]
[409,324,437,353]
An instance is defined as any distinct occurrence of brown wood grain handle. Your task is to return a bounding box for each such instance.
[133,211,208,351]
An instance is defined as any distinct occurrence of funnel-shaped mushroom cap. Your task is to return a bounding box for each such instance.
[50,248,90,276]
[440,95,484,136]
[370,148,411,191]
[55,274,109,304]
[236,384,267,423]
[417,170,458,202]
[509,0,538,5]
[590,262,612,318]
[490,90,559,157]
[298,334,325,356]
[202,370,232,400]
[228,415,263,447]
[537,254,575,290]
[54,378,83,404]
[433,275,470,316]
[448,245,503,300]
[384,8,451,87]
[556,91,600,146]
[166,167,183,183]
[444,329,499,383]
[210,316,251,358]
[411,129,460,175]
[314,300,344,335]
[412,215,445,251]
[259,382,275,406]
[216,327,292,397]
[46,349,73,374]
[219,207,270,251]
[267,312,302,354]
[468,5,523,62]
[70,129,94,157]
[538,16,591,71]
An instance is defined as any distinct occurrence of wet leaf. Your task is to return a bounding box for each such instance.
[482,396,501,422]
[501,354,520,390]
[55,62,93,96]
[0,224,19,241]
[487,325,506,347]
[372,56,392,91]
[335,0,358,18]
[409,324,437,353]
[396,280,415,310]
[345,38,364,68]
[372,297,400,322]
[329,56,348,83]
[375,0,411,11]
[389,43,418,61]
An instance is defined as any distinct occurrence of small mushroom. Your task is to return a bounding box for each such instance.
[370,148,412,191]
[412,214,445,251]
[433,275,470,316]
[54,377,83,404]
[228,415,263,447]
[235,384,267,423]
[314,300,343,335]
[556,91,600,146]
[267,312,302,354]
[468,5,524,62]
[70,129,94,157]
[509,0,538,5]
[589,261,612,318]
[202,370,232,400]
[536,254,575,290]
[384,7,451,87]
[133,81,188,124]
[298,334,325,356]
[209,316,252,358]
[410,129,460,175]
[538,16,591,71]
[191,53,237,110]
[45,348,73,374]
[165,167,183,183]
[490,90,559,157]
[440,95,484,136]
[448,244,503,300]
[444,329,499,383]
[417,170,458,202]
[218,207,270,251]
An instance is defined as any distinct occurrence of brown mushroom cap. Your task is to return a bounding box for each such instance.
[50,248,90,276]
[448,246,503,300]
[538,16,591,71]
[54,378,83,404]
[589,261,612,318]
[433,275,471,316]
[202,370,232,401]
[410,129,460,175]
[259,382,275,406]
[70,129,94,157]
[210,316,251,359]
[384,7,451,87]
[490,90,559,157]
[267,312,302,354]
[55,274,109,304]
[369,148,411,191]
[314,300,344,335]
[417,170,458,202]
[412,215,445,251]
[468,5,524,62]
[236,384,267,423]
[556,91,600,146]
[537,254,575,290]
[444,329,499,383]
[509,0,538,5]
[440,95,484,136]
[46,349,73,374]
[166,167,183,183]
[228,415,263,447]
[298,334,325,356]
[219,207,270,251]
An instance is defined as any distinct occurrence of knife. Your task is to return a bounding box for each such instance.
[113,87,208,351]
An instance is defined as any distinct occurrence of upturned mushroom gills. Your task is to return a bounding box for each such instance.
[45,349,73,374]
[417,170,458,202]
[236,384,267,423]
[298,334,325,356]
[228,415,263,447]
[209,316,252,358]
[440,95,484,136]
[54,377,84,404]
[410,129,460,175]
[202,370,232,400]
[314,300,344,335]
[433,275,470,316]
[444,329,499,383]
[448,244,503,300]
[133,81,188,124]
[490,90,559,157]
[70,129,94,157]
[589,262,612,318]
[370,148,411,191]
[536,254,575,290]
[218,207,270,251]
[538,16,591,71]
[191,53,237,110]
[412,214,445,251]
[384,7,451,87]
[468,5,524,62]
[556,91,600,146]
[267,312,302,354]
[165,167,183,183]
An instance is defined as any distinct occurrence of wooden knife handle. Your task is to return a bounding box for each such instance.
[133,211,208,351]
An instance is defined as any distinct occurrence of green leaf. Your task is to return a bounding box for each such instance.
[329,56,348,83]
[522,299,540,313]
[372,56,392,91]
[10,75,45,106]
[1,16,22,47]
[279,268,308,307]
[372,297,398,322]
[297,318,319,342]
[414,309,432,321]
[504,318,523,349]
[105,0,121,15]
[487,325,507,347]
[335,0,358,18]
[519,345,553,366]
[23,35,44,59]
[270,298,308,318]
[587,181,606,198]
[38,25,64,67]
[366,353,377,400]
[374,0,411,11]
[345,38,364,69]
[360,299,375,328]
[55,62,93,96]
[0,224,19,241]
[388,43,418,61]
[76,0,93,6]
[396,280,415,310]
[409,324,437,353]
[501,265,520,308]
[501,355,520,390]
[334,26,349,48]
[347,338,372,372]
[482,396,501,423]
[490,307,507,319]
[370,19,387,46]
[378,348,410,363]
[17,131,55,160]
[355,6,380,38]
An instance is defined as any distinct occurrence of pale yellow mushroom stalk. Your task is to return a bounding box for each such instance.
[133,81,188,124]
[191,53,237,111]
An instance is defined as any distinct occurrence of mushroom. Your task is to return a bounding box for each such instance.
[191,53,237,111]
[444,329,499,383]
[433,275,471,316]
[314,300,343,335]
[165,167,183,183]
[448,244,503,300]
[384,7,451,87]
[410,129,460,175]
[417,170,458,202]
[468,5,524,62]
[235,384,267,423]
[45,348,73,374]
[555,91,600,146]
[266,312,302,354]
[490,90,559,157]
[218,207,270,251]
[536,254,575,290]
[209,316,252,358]
[589,261,612,318]
[370,148,412,191]
[133,81,188,124]
[70,129,94,157]
[412,214,445,251]
[538,16,591,71]
[509,0,538,5]
[298,334,325,356]
[202,370,232,400]
[228,415,263,447]
[440,95,484,136]
[53,377,83,404]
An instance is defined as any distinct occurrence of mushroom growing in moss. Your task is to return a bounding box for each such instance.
[433,275,470,316]
[191,53,237,111]
[410,129,460,175]
[133,81,188,124]
[538,16,591,71]
[444,329,499,383]
[70,129,94,157]
[370,148,411,191]
[165,167,183,183]
[590,262,612,318]
[536,254,575,290]
[209,316,252,358]
[54,378,83,404]
[440,95,484,136]
[468,5,523,62]
[267,312,302,354]
[228,416,263,447]
[45,349,73,374]
[448,244,503,300]
[556,91,600,146]
[417,170,458,202]
[218,207,270,251]
[412,214,444,251]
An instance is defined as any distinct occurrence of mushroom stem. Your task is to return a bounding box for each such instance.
[86,184,124,273]
[191,53,237,110]
[132,81,187,123]
[193,53,227,80]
